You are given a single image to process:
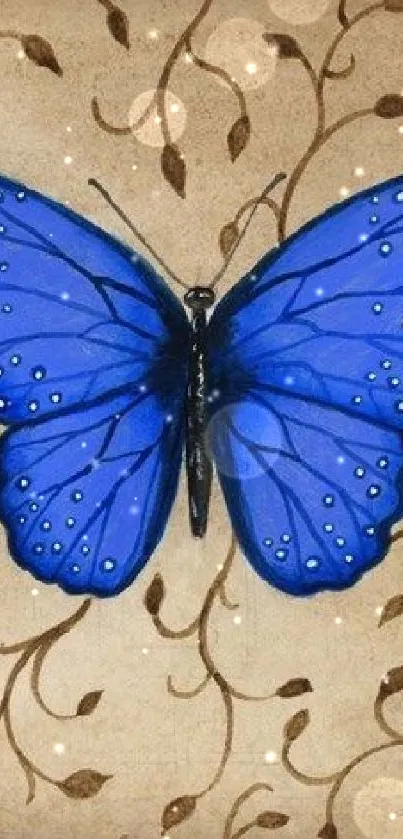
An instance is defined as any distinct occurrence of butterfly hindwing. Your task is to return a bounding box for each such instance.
[209,175,403,594]
[0,174,189,595]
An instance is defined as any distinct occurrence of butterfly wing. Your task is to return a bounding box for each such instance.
[208,175,403,595]
[0,174,189,595]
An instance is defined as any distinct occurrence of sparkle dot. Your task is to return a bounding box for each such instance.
[367,484,381,498]
[64,156,73,165]
[28,400,39,412]
[71,490,83,502]
[380,241,392,256]
[2,304,12,313]
[154,115,162,125]
[369,214,379,224]
[337,456,345,464]
[352,395,362,405]
[324,523,334,533]
[132,164,138,171]
[41,520,51,531]
[396,400,403,412]
[281,533,291,543]
[32,366,46,380]
[389,812,397,822]
[395,190,403,202]
[53,743,65,755]
[61,292,70,301]
[334,616,343,625]
[17,477,30,490]
[336,537,345,547]
[306,557,320,569]
[315,287,324,297]
[66,517,75,528]
[388,376,400,388]
[17,48,25,59]
[33,543,44,555]
[323,495,334,507]
[365,526,375,536]
[399,125,403,134]
[355,466,365,478]
[345,554,354,563]
[10,354,21,365]
[377,456,389,469]
[16,190,26,201]
[72,564,80,573]
[354,166,365,177]
[31,587,39,597]
[375,606,383,617]
[339,186,349,198]
[382,359,392,369]
[170,102,180,113]
[81,544,90,555]
[142,647,149,655]
[372,302,383,314]
[367,372,376,381]
[102,558,116,572]
[245,61,258,75]
[275,549,287,560]
[51,541,63,554]
[66,126,72,132]
[148,29,158,39]
[50,392,62,404]
[264,750,278,764]
[233,615,242,625]
[0,262,9,272]
[216,563,224,571]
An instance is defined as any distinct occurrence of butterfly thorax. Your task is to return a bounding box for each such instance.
[184,287,215,537]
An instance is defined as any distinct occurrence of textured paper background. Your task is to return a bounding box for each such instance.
[1,1,403,837]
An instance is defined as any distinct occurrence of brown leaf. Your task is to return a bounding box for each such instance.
[377,665,403,700]
[227,115,250,162]
[378,594,403,627]
[256,811,290,829]
[219,222,239,257]
[21,35,62,76]
[385,0,403,10]
[161,795,197,831]
[107,5,130,49]
[318,823,338,839]
[263,33,302,60]
[58,770,111,799]
[161,144,186,198]
[77,690,103,717]
[283,708,310,743]
[144,573,165,616]
[374,94,403,119]
[275,678,313,698]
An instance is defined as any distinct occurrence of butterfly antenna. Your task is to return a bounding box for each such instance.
[88,178,190,291]
[208,171,287,290]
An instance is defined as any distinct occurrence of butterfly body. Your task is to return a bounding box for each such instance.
[1,172,403,597]
[184,286,215,537]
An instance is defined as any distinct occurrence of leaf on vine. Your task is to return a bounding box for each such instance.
[77,690,103,716]
[283,709,310,743]
[275,678,313,698]
[378,594,403,627]
[227,116,250,162]
[161,144,186,198]
[256,811,290,829]
[337,1,349,29]
[58,770,111,799]
[21,35,62,76]
[107,5,130,48]
[377,665,403,701]
[263,33,302,60]
[374,94,403,118]
[219,222,239,256]
[323,54,355,80]
[161,795,197,831]
[144,573,165,615]
[318,824,338,839]
[385,0,403,11]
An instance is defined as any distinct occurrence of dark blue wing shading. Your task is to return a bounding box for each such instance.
[208,175,403,595]
[0,173,189,595]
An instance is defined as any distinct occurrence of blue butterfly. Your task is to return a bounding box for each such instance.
[0,171,402,598]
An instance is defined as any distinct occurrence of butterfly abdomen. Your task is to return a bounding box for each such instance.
[184,287,215,537]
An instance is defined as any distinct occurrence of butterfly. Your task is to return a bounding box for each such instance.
[0,171,402,598]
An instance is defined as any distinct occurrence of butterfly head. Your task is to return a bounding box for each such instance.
[184,286,215,312]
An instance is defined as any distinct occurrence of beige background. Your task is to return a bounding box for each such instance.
[0,0,403,836]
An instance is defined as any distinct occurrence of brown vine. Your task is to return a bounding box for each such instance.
[0,599,111,803]
[92,0,255,197]
[219,0,403,249]
[281,599,403,838]
[146,536,312,834]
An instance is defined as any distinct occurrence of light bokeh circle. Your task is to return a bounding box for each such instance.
[205,18,277,91]
[128,89,187,148]
[268,0,331,24]
[353,777,403,838]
